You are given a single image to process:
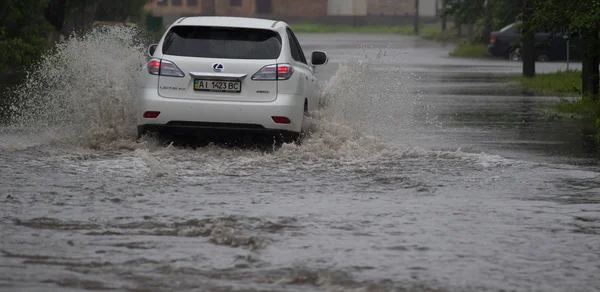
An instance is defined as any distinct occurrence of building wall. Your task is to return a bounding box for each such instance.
[143,0,439,27]
[144,0,204,16]
[419,0,438,17]
[271,0,327,17]
[145,0,327,18]
[367,0,413,15]
[327,0,367,16]
[215,0,255,16]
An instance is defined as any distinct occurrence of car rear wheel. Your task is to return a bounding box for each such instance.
[537,54,551,62]
[509,47,521,61]
[278,100,308,146]
[298,100,310,143]
[137,126,148,140]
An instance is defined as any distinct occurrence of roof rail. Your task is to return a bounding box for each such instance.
[177,17,187,23]
[271,21,280,28]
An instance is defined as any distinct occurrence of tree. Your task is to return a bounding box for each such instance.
[441,0,522,43]
[59,0,147,35]
[0,0,53,72]
[0,0,149,72]
[530,0,600,99]
[45,0,66,31]
[522,0,535,77]
[442,0,484,36]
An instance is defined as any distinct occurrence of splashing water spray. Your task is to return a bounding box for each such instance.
[7,25,147,149]
[6,25,430,155]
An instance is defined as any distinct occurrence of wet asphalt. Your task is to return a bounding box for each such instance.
[1,33,599,292]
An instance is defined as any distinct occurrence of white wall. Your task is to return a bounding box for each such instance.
[419,0,439,17]
[328,0,367,16]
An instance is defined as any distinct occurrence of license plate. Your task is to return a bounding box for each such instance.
[194,79,241,93]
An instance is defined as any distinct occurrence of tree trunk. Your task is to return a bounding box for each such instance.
[441,15,447,31]
[414,0,420,34]
[44,0,67,31]
[467,23,474,41]
[522,0,535,77]
[482,0,493,43]
[581,29,600,100]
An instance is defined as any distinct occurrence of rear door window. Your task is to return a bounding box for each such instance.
[162,26,282,59]
[286,28,307,64]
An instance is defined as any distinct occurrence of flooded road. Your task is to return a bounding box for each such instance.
[1,31,599,292]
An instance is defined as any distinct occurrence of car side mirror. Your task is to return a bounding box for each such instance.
[311,51,328,66]
[148,44,158,57]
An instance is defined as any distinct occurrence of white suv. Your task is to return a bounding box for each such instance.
[137,16,328,144]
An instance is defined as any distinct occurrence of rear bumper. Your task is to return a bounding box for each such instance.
[487,44,508,57]
[138,124,299,142]
[136,88,305,134]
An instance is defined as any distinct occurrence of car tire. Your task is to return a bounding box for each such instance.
[297,100,310,145]
[537,54,551,62]
[137,126,147,140]
[509,47,521,61]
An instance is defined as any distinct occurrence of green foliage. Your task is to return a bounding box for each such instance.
[441,0,520,29]
[449,42,488,58]
[597,117,600,141]
[489,0,522,31]
[0,0,53,72]
[530,0,600,38]
[553,95,600,118]
[512,70,582,95]
[441,0,522,43]
[442,0,485,26]
[0,0,149,72]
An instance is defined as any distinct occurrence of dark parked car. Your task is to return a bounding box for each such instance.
[487,22,582,61]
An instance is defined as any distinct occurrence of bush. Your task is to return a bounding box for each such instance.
[449,42,489,58]
[0,0,53,72]
[0,37,48,72]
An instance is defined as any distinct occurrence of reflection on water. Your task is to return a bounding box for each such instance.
[400,69,600,163]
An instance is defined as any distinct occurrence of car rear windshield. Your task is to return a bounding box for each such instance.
[162,26,282,59]
[500,22,520,33]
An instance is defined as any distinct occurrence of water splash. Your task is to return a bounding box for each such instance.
[286,46,428,160]
[7,25,147,149]
[3,26,436,162]
[318,46,424,131]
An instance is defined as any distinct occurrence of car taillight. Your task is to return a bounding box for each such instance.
[490,34,497,44]
[251,64,294,80]
[147,59,161,75]
[147,59,185,77]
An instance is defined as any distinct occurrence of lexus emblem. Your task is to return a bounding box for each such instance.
[212,63,224,72]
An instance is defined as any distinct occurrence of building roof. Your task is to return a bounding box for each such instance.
[174,16,284,30]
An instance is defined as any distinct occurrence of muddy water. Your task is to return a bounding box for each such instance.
[1,29,599,292]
